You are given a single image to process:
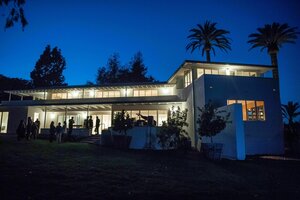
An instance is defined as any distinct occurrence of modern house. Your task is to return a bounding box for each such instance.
[0,60,284,159]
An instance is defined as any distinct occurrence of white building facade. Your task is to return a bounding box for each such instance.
[0,61,284,158]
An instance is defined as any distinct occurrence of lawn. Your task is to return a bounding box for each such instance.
[0,135,300,200]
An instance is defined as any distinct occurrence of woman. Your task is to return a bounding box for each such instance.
[56,122,63,143]
[49,121,56,143]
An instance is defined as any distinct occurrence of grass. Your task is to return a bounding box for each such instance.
[0,135,300,200]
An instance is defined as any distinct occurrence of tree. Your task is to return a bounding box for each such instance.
[0,74,31,101]
[186,21,231,62]
[156,106,189,149]
[30,45,67,88]
[128,52,154,83]
[248,23,299,79]
[0,0,28,30]
[96,53,121,85]
[282,101,300,126]
[96,52,155,85]
[197,102,230,143]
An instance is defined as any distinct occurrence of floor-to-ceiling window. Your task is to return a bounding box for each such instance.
[0,112,9,133]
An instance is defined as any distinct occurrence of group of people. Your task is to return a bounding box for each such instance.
[49,117,74,143]
[84,116,100,135]
[16,117,40,141]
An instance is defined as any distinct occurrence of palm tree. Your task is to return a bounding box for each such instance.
[186,21,231,62]
[282,101,300,126]
[248,23,299,79]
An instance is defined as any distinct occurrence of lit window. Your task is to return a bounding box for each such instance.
[0,112,9,133]
[212,69,219,75]
[205,69,212,74]
[197,68,204,78]
[256,101,265,120]
[184,70,192,87]
[95,90,102,98]
[227,99,265,121]
[250,72,257,77]
[152,90,158,96]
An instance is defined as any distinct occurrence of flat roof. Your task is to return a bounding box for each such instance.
[167,60,275,83]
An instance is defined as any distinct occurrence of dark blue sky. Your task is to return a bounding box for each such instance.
[0,0,300,104]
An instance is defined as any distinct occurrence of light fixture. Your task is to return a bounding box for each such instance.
[89,90,95,97]
[226,68,230,75]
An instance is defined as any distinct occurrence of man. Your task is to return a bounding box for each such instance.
[26,117,33,140]
[95,116,100,135]
[68,117,75,138]
[88,116,93,135]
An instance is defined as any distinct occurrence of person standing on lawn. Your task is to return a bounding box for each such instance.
[31,122,38,140]
[68,117,75,140]
[95,116,100,135]
[26,117,33,140]
[49,121,56,143]
[88,116,93,135]
[56,122,63,143]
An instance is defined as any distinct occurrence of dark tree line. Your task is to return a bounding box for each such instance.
[96,52,155,85]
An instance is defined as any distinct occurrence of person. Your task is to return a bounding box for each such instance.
[49,121,55,143]
[88,116,93,135]
[68,117,75,140]
[56,122,63,143]
[84,117,88,129]
[35,118,40,134]
[31,122,38,140]
[26,117,33,140]
[62,121,67,142]
[16,120,26,141]
[95,116,100,135]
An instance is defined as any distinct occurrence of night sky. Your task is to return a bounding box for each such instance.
[0,0,299,104]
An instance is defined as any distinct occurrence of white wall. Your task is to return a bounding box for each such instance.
[202,75,284,155]
[201,104,245,160]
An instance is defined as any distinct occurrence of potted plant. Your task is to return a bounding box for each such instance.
[197,102,230,160]
[156,106,190,150]
[112,110,133,149]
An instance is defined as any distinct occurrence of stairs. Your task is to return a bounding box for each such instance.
[80,135,101,145]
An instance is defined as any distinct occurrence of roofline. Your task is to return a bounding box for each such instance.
[167,60,275,82]
[5,81,173,93]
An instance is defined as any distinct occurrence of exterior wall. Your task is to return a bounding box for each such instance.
[0,106,28,134]
[201,104,246,160]
[202,75,284,155]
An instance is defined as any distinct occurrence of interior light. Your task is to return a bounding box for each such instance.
[89,90,95,97]
[226,68,230,75]
[50,113,55,119]
[72,90,79,97]
[162,88,170,94]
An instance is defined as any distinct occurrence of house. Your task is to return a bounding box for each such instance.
[0,60,284,159]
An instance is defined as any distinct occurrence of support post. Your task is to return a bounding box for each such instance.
[44,106,47,128]
[8,93,11,101]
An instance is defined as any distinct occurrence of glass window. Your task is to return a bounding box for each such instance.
[52,93,67,99]
[236,71,243,76]
[212,69,219,75]
[0,112,9,133]
[158,110,168,126]
[205,69,212,74]
[219,69,226,75]
[242,71,250,76]
[133,90,139,97]
[250,72,257,77]
[184,70,192,87]
[227,100,236,105]
[95,90,102,98]
[256,101,265,120]
[197,68,204,78]
[103,91,108,97]
[246,101,256,121]
[145,90,152,96]
[152,90,158,96]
